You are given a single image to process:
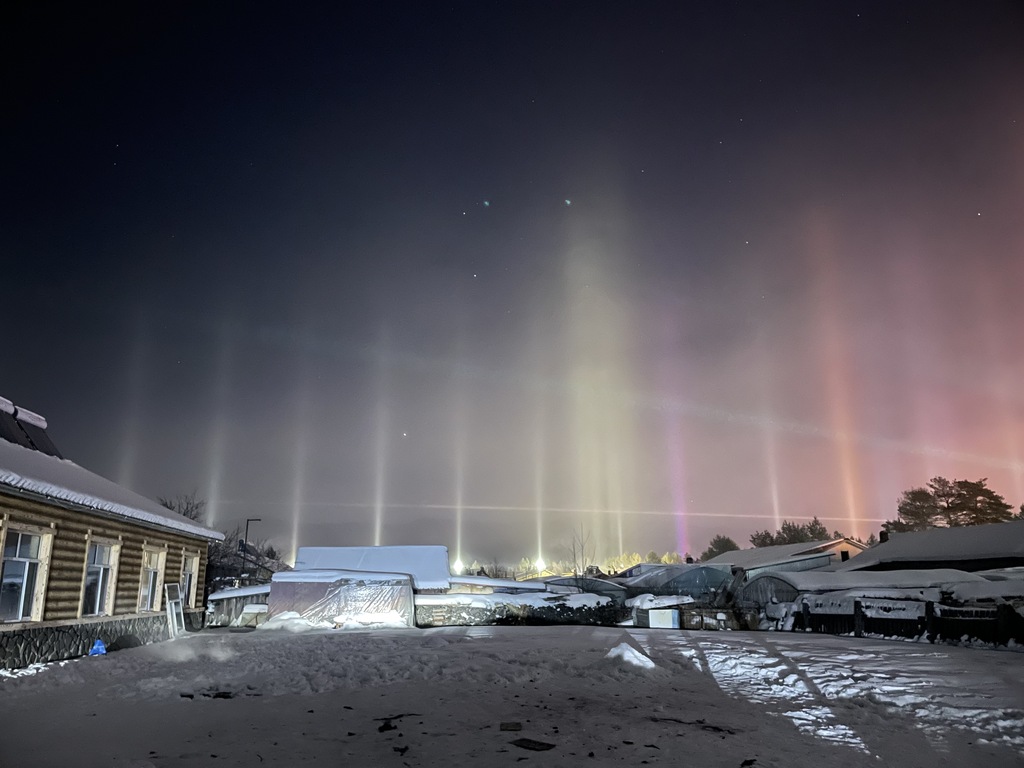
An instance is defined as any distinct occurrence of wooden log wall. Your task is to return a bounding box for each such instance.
[1,491,211,623]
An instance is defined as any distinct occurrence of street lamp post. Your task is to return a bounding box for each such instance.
[237,517,262,582]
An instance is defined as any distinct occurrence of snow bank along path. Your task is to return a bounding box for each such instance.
[1,626,1021,767]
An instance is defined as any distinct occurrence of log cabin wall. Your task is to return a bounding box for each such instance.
[0,490,211,623]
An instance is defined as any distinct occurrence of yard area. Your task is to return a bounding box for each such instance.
[1,626,1022,767]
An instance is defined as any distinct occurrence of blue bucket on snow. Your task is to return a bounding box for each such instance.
[88,639,107,656]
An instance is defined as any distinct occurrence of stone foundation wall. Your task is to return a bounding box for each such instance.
[1,610,204,670]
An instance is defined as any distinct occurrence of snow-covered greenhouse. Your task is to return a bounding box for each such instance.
[616,564,732,604]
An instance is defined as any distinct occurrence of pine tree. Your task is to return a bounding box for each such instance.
[884,477,1014,532]
[699,535,740,561]
[803,517,831,541]
[954,478,1013,526]
[749,518,846,546]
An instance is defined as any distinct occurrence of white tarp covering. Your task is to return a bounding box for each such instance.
[293,546,451,590]
[0,440,223,541]
[269,569,415,628]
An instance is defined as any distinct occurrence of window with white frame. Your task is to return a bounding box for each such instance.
[138,548,165,611]
[180,552,199,608]
[83,542,116,616]
[1,530,42,622]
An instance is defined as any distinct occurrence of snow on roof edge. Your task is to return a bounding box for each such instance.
[208,584,271,601]
[0,461,224,541]
[272,569,412,583]
[14,407,47,429]
[705,538,864,566]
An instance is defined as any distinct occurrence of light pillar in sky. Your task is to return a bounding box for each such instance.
[117,313,149,488]
[808,213,864,537]
[562,213,637,562]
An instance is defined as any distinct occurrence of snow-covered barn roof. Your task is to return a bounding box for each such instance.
[293,545,451,590]
[703,538,866,570]
[838,522,1024,571]
[0,438,224,541]
[744,568,988,596]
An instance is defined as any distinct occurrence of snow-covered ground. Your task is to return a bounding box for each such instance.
[1,626,1022,767]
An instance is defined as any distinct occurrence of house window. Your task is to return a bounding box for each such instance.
[180,552,199,608]
[138,548,165,611]
[83,542,115,616]
[1,530,42,622]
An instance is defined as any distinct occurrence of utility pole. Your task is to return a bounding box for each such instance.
[237,517,262,582]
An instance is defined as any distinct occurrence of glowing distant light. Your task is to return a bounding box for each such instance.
[453,558,464,573]
[535,557,546,572]
[483,200,490,207]
[564,199,571,206]
[402,432,407,437]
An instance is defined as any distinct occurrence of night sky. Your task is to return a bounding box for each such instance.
[3,2,1023,565]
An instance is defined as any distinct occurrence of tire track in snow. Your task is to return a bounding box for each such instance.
[645,632,869,751]
[763,636,1024,756]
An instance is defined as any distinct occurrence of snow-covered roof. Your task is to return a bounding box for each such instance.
[703,538,865,569]
[208,584,272,601]
[976,567,1024,582]
[0,397,62,458]
[272,569,412,584]
[449,575,546,591]
[949,580,1024,602]
[612,562,666,578]
[744,568,988,595]
[293,545,451,590]
[838,522,1024,570]
[614,565,737,593]
[0,439,223,541]
[414,592,609,609]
